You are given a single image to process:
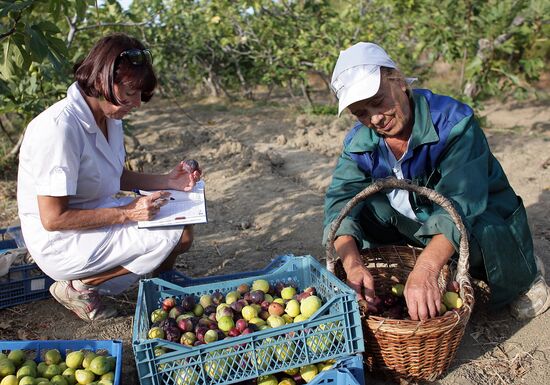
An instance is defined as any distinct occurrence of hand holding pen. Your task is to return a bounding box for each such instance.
[126,190,172,221]
[132,189,175,201]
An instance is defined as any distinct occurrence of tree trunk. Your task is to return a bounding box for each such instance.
[203,74,220,98]
[0,116,15,145]
[300,81,313,107]
[4,128,25,161]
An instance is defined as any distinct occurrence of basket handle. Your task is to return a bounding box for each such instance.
[325,177,470,289]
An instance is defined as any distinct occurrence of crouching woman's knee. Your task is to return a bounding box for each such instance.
[177,225,194,254]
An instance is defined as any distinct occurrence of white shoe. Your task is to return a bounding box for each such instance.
[510,255,549,320]
[49,280,118,322]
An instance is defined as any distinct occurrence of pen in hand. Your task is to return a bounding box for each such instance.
[132,189,175,200]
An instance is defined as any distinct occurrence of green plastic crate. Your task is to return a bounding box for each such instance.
[132,255,364,385]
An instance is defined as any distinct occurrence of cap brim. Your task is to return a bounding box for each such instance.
[337,70,380,117]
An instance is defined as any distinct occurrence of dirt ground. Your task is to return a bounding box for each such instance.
[0,91,549,385]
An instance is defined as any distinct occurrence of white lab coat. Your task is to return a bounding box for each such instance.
[17,82,182,282]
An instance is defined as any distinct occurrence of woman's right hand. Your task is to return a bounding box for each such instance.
[334,235,376,303]
[344,260,376,303]
[123,191,171,221]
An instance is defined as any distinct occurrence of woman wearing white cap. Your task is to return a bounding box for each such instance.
[323,42,549,321]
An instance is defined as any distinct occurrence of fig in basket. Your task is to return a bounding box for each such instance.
[324,40,549,321]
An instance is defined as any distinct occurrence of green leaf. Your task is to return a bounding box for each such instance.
[0,0,34,18]
[27,27,50,62]
[34,20,61,34]
[1,40,17,79]
[75,0,89,19]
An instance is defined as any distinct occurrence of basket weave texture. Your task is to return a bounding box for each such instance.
[325,178,475,382]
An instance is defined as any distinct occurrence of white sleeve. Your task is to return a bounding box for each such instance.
[32,115,81,197]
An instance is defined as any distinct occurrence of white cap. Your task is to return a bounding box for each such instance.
[331,42,410,116]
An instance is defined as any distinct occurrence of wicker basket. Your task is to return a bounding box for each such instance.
[325,178,475,382]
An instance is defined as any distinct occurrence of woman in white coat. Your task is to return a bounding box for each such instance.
[17,33,202,321]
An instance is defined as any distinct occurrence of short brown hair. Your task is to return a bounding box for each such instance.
[74,33,157,105]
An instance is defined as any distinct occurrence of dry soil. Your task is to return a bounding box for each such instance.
[0,93,549,385]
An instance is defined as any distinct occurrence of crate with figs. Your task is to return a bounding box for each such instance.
[146,278,324,346]
[132,255,364,385]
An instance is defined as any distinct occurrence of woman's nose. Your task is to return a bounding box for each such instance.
[370,113,384,126]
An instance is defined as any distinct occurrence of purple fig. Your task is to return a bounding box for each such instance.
[197,317,213,329]
[260,300,270,311]
[372,296,383,308]
[211,291,224,305]
[296,291,312,303]
[236,283,250,295]
[204,305,217,316]
[208,321,218,330]
[177,318,194,332]
[216,329,226,340]
[195,326,208,342]
[216,306,234,320]
[235,318,248,333]
[249,290,264,304]
[164,325,181,342]
[230,299,247,313]
[181,295,196,312]
[387,304,404,319]
[247,323,259,332]
[275,282,285,296]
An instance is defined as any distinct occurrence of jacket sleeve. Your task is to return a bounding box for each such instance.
[415,114,491,250]
[322,148,371,247]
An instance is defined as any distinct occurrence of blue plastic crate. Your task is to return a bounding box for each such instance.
[237,354,365,385]
[310,355,365,385]
[133,254,364,385]
[0,226,17,252]
[159,255,293,286]
[0,339,123,385]
[0,227,54,309]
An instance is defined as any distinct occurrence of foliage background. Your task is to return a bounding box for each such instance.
[1,0,549,173]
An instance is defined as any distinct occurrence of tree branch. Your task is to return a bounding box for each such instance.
[0,13,21,41]
[464,16,526,99]
[4,128,25,161]
[0,118,15,144]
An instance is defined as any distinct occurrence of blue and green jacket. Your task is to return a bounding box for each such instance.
[323,89,537,307]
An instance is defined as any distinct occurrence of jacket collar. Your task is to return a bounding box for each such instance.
[347,90,439,153]
[67,82,97,134]
[66,82,122,169]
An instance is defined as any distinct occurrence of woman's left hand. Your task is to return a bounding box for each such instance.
[404,260,442,321]
[404,234,454,320]
[167,160,202,191]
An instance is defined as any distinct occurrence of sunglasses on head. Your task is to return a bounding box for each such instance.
[119,48,153,66]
